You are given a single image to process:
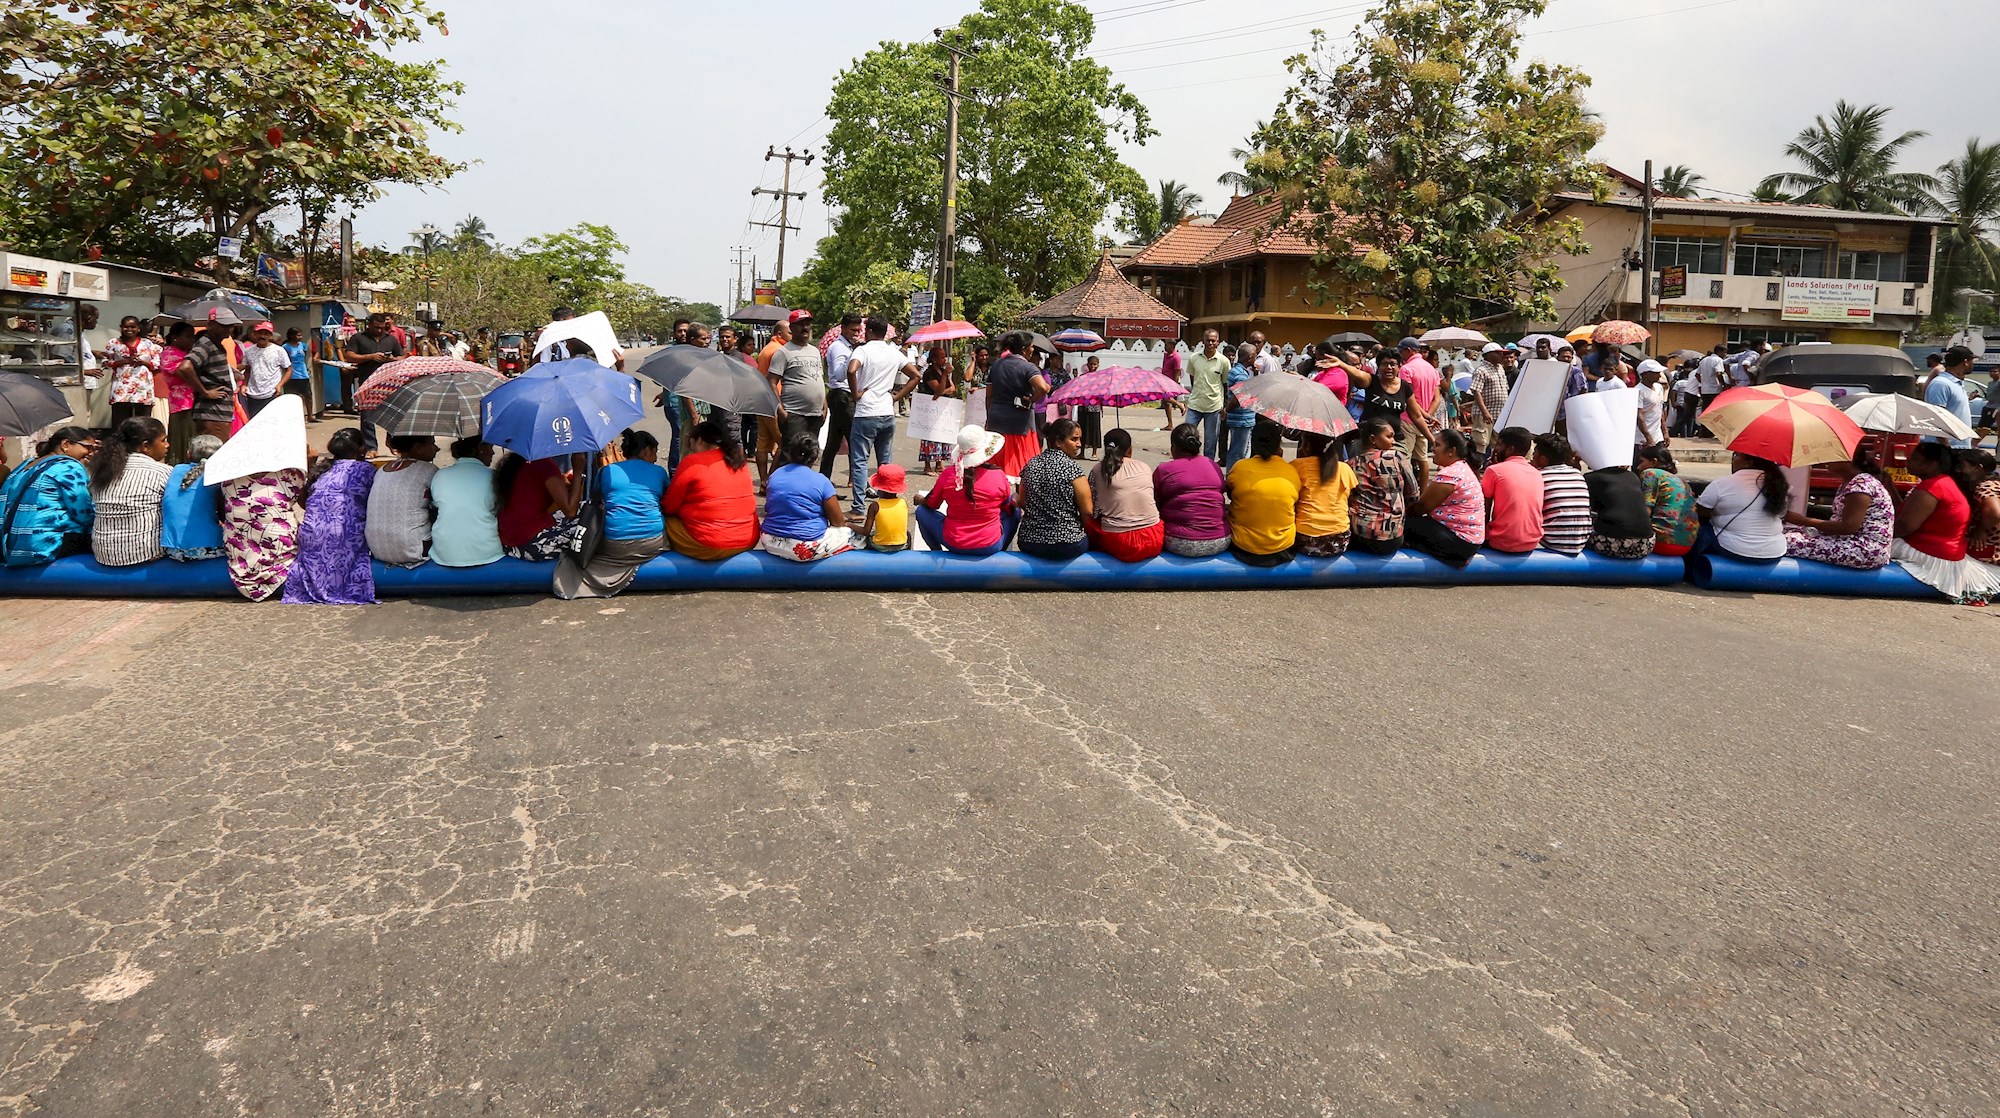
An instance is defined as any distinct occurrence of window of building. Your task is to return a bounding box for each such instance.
[1651,236,1726,273]
[1228,268,1243,300]
[1730,327,1820,347]
[1733,242,1828,278]
[1837,251,1906,281]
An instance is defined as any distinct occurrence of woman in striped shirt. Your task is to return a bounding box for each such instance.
[88,417,172,567]
[1531,432,1593,556]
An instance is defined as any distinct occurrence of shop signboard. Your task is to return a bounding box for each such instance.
[909,290,936,330]
[1103,317,1181,340]
[752,280,778,306]
[1660,264,1688,301]
[1782,278,1876,323]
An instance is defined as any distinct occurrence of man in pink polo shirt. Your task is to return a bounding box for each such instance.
[1397,337,1441,464]
[1480,426,1545,553]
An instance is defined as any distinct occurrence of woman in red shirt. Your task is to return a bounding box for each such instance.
[1891,442,2000,603]
[917,425,1018,555]
[663,420,759,560]
[496,451,585,560]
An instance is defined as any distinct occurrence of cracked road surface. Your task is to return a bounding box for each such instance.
[2,586,1996,1116]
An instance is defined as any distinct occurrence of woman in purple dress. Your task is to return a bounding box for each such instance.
[283,428,377,605]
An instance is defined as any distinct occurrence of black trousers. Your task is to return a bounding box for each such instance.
[819,388,854,478]
[1404,514,1479,566]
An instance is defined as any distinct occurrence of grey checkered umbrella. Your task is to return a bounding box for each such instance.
[375,368,503,438]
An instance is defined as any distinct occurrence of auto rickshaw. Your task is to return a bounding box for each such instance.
[496,332,526,377]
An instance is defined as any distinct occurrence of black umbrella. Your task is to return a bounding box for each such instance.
[164,297,249,325]
[728,304,792,326]
[0,372,74,438]
[633,346,778,417]
[1323,331,1379,347]
[1028,331,1056,355]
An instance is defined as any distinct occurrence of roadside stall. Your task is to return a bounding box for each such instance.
[0,252,110,458]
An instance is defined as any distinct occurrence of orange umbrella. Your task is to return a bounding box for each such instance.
[1699,383,1864,466]
[1564,324,1597,344]
[1590,319,1651,346]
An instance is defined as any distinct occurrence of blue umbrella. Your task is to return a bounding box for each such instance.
[480,358,643,458]
[1049,327,1107,352]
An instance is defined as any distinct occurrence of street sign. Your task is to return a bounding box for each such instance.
[217,236,242,260]
[909,290,936,330]
[1660,264,1687,301]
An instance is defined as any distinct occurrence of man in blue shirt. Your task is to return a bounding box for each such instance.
[1925,345,1975,448]
[820,313,863,479]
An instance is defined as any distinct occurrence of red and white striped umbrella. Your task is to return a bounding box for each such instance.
[1700,383,1863,466]
[354,356,497,411]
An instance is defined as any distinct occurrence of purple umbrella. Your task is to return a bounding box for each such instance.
[1046,365,1186,408]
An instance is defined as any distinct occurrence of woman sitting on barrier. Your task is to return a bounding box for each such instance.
[1153,423,1228,558]
[1584,462,1655,560]
[1291,432,1356,559]
[917,424,1017,556]
[1693,452,1788,563]
[1959,449,2000,563]
[1781,445,1893,570]
[88,417,172,568]
[1015,418,1091,560]
[1635,444,1697,558]
[365,435,439,569]
[429,438,502,568]
[1348,418,1421,557]
[758,433,854,563]
[1404,428,1484,566]
[663,420,759,561]
[1085,428,1162,563]
[161,434,225,562]
[220,457,305,602]
[1890,442,2000,604]
[497,450,586,561]
[1226,419,1302,566]
[558,430,669,598]
[0,426,95,567]
[285,428,377,605]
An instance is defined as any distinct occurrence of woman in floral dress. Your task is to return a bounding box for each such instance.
[1782,447,1894,569]
[221,469,305,602]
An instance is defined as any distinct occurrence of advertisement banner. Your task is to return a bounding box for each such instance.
[753,280,778,306]
[1782,278,1876,323]
[909,291,936,331]
[1660,264,1687,301]
[1657,306,1722,324]
[1104,317,1181,340]
[255,254,305,290]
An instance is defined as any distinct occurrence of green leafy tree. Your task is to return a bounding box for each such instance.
[807,0,1154,322]
[0,0,462,278]
[1119,179,1205,243]
[1931,139,2000,298]
[1654,165,1705,198]
[448,215,495,252]
[1257,0,1603,332]
[1758,101,1937,215]
[1216,120,1279,195]
[520,223,629,312]
[1749,180,1796,204]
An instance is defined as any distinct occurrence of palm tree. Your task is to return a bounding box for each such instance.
[1217,119,1277,195]
[1119,179,1206,243]
[1654,164,1705,198]
[448,215,494,252]
[1932,138,2000,295]
[1758,100,1938,214]
[1749,180,1796,204]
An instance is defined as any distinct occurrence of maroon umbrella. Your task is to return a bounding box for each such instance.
[354,356,497,411]
[1045,365,1186,408]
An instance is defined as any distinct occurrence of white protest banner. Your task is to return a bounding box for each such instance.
[1563,386,1639,470]
[203,393,307,485]
[906,393,966,444]
[963,388,987,429]
[1494,358,1568,434]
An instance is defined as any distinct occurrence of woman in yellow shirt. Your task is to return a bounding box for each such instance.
[1292,432,1357,557]
[1225,420,1302,566]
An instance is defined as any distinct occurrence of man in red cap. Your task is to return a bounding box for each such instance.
[765,309,826,450]
[241,320,290,419]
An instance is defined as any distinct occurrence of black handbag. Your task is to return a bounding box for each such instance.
[570,462,605,565]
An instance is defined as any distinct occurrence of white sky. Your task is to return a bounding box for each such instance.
[356,0,1999,308]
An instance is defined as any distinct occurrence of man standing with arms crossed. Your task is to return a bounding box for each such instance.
[766,310,826,448]
[846,318,921,520]
[1183,328,1229,462]
[343,312,405,453]
[1397,336,1442,465]
[1467,343,1510,465]
[821,313,862,480]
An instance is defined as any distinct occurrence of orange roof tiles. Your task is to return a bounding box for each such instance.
[1024,251,1187,322]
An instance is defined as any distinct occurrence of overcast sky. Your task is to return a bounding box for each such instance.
[356,0,1998,308]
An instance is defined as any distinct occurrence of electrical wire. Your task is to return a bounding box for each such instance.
[1092,2,1372,57]
[1525,0,1742,36]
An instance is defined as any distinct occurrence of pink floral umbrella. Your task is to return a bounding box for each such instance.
[1231,372,1356,436]
[1046,365,1186,408]
[354,355,498,411]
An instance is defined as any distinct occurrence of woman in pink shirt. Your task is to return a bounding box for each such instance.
[1403,429,1484,566]
[917,425,1018,555]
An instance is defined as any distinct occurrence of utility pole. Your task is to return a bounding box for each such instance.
[751,147,812,284]
[729,246,751,311]
[1640,158,1655,345]
[934,29,976,323]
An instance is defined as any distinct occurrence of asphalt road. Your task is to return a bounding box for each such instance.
[3,583,1996,1116]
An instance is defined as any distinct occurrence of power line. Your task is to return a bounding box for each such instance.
[1525,0,1742,36]
[1097,0,1210,22]
[1092,2,1371,57]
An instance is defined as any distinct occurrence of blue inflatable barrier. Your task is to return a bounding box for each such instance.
[0,547,1686,599]
[1686,554,1941,600]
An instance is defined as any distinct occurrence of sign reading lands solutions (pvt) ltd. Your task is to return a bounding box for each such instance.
[1782,277,1876,323]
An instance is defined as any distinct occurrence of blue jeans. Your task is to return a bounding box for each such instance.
[1188,409,1222,461]
[1223,424,1252,470]
[847,415,897,514]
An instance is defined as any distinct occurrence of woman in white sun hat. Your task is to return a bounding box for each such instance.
[915,424,1019,555]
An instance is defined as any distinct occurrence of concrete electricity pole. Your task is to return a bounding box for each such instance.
[729,246,751,311]
[1640,158,1654,343]
[751,147,813,284]
[934,30,976,323]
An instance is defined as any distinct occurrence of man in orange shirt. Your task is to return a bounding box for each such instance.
[751,317,794,490]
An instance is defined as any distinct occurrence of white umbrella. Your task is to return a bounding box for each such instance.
[1833,392,1976,441]
[203,394,307,485]
[1418,326,1490,346]
[532,311,622,369]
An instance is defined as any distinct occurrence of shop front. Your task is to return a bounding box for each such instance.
[1,252,111,444]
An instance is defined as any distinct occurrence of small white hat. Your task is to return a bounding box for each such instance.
[951,424,1005,470]
[1636,359,1666,375]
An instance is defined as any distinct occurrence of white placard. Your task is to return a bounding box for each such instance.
[203,393,307,484]
[532,311,622,368]
[906,393,965,444]
[1563,386,1639,470]
[963,388,987,430]
[1493,358,1569,435]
